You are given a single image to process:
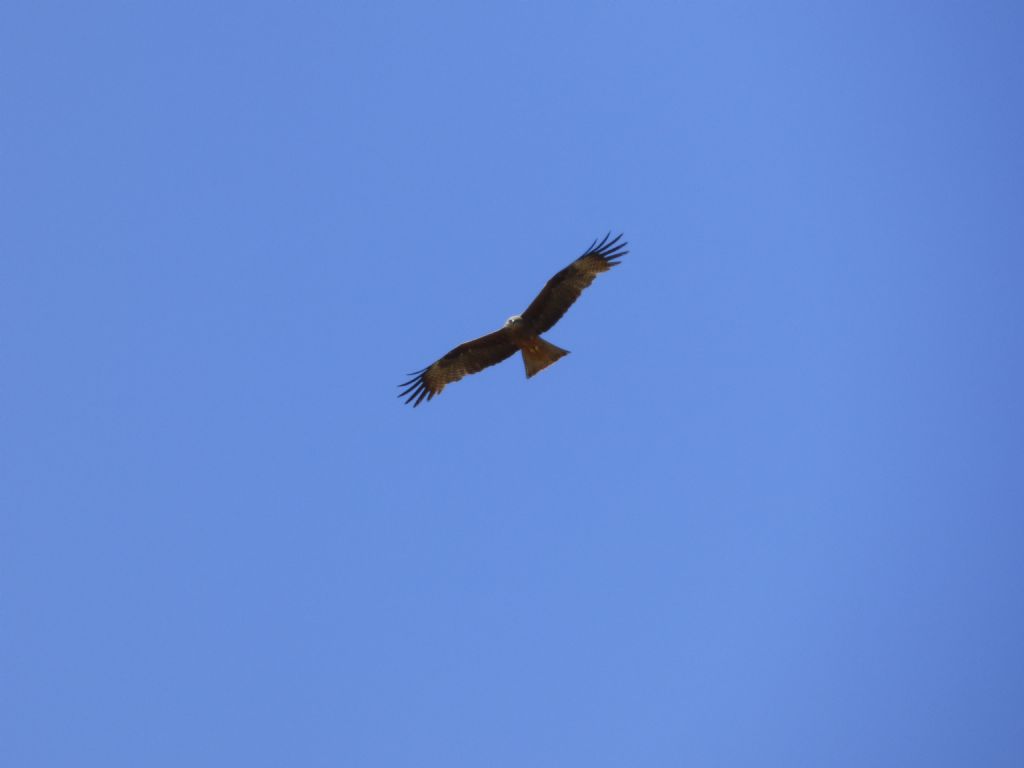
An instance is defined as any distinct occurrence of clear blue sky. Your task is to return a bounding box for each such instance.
[3,2,1023,766]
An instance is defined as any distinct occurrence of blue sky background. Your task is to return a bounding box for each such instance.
[3,2,1023,766]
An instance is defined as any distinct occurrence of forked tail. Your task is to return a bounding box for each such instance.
[521,337,569,378]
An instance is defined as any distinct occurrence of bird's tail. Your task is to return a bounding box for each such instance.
[521,338,569,378]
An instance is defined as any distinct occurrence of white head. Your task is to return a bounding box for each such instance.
[504,315,523,328]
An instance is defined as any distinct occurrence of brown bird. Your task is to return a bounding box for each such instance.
[399,233,627,406]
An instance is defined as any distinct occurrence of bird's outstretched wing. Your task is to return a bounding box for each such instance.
[520,233,627,335]
[398,330,518,406]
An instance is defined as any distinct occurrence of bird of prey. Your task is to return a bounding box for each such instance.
[399,233,627,406]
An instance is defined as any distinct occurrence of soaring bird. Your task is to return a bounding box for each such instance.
[399,233,627,406]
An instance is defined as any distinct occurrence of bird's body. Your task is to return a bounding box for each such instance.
[399,233,627,406]
[502,315,570,378]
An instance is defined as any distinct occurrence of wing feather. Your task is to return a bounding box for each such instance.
[398,329,518,407]
[520,233,627,335]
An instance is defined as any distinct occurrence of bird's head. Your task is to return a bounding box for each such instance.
[504,315,523,328]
